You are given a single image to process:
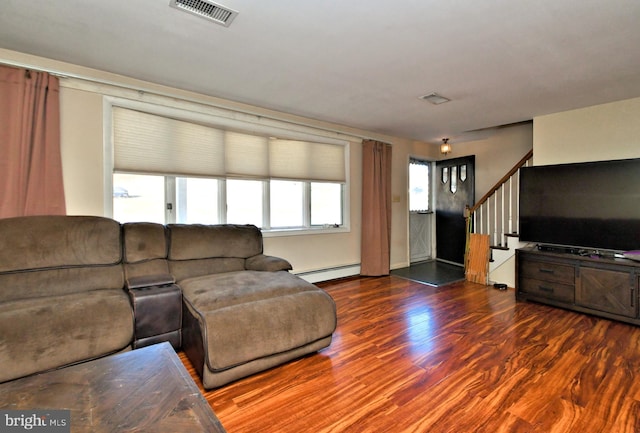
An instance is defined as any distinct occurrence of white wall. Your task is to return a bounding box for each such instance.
[59,88,105,215]
[533,97,640,165]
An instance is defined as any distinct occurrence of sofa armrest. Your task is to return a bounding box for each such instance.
[245,254,293,272]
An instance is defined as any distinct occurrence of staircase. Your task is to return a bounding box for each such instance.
[465,150,533,285]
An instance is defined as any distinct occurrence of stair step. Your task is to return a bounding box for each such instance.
[505,233,520,238]
[490,245,509,251]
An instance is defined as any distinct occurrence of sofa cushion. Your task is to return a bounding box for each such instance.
[0,215,124,302]
[0,265,124,303]
[181,270,337,371]
[169,257,246,283]
[0,289,134,383]
[168,224,262,260]
[0,215,121,272]
[123,222,170,280]
[123,222,167,264]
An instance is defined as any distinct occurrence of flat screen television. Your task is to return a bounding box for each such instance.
[519,158,640,253]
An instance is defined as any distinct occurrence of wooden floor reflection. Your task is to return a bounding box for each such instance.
[180,276,640,432]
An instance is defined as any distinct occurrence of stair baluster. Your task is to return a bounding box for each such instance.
[465,150,533,272]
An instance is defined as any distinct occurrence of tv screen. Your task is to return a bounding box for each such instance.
[519,158,640,253]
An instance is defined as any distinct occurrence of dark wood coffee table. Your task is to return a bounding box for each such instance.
[0,342,226,432]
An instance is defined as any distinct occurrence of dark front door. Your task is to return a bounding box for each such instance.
[435,155,475,265]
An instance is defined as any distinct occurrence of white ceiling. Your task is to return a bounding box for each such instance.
[1,0,639,144]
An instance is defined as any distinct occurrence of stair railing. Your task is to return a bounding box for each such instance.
[465,150,533,257]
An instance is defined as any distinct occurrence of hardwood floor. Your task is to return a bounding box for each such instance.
[179,276,640,432]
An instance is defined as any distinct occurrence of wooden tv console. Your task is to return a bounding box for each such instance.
[516,245,640,325]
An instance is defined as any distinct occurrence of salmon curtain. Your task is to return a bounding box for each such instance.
[361,139,392,276]
[0,65,66,218]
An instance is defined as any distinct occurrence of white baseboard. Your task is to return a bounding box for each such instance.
[294,264,361,283]
[391,261,410,270]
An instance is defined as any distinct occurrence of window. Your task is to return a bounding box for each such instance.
[270,180,303,228]
[311,182,343,226]
[409,158,431,212]
[269,180,343,229]
[113,174,344,229]
[227,179,263,227]
[109,104,349,232]
[176,177,219,224]
[113,174,221,224]
[113,173,165,223]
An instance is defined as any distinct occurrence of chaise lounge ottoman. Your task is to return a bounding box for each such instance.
[168,224,337,389]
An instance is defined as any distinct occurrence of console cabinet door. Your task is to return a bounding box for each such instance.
[576,267,636,318]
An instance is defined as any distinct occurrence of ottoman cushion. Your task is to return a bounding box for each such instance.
[181,270,336,371]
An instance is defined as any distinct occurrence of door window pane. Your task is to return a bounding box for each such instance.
[227,179,263,227]
[271,180,303,228]
[176,177,219,224]
[410,161,430,212]
[450,166,458,194]
[113,173,165,223]
[311,182,342,226]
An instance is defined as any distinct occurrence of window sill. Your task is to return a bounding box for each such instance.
[262,226,350,238]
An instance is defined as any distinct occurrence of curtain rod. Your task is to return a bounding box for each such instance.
[0,58,378,143]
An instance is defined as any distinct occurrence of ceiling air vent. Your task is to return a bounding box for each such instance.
[419,92,451,105]
[170,0,238,27]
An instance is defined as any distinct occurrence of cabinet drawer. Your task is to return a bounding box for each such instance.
[519,278,575,303]
[520,260,575,285]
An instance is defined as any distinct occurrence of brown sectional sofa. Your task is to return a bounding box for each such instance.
[0,215,337,389]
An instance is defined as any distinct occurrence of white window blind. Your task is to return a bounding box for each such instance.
[113,107,346,182]
[269,139,346,182]
[224,131,269,178]
[113,107,225,177]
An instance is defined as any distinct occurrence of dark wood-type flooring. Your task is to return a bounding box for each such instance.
[179,276,640,432]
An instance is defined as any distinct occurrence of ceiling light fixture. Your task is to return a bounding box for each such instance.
[420,92,451,105]
[440,138,452,155]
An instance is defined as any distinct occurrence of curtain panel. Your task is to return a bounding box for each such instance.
[0,65,65,218]
[360,139,392,276]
